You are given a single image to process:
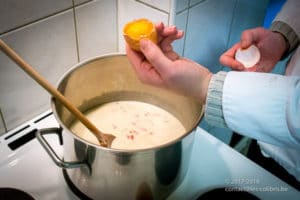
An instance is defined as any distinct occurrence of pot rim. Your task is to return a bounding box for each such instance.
[51,53,203,153]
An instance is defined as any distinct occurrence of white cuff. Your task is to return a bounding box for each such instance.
[205,71,227,128]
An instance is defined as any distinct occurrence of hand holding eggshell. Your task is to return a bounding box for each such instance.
[123,18,158,52]
[220,27,287,72]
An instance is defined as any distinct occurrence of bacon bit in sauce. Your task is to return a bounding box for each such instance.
[112,124,117,129]
[131,122,136,126]
[139,127,147,132]
[129,129,138,135]
[126,134,135,140]
[144,112,150,117]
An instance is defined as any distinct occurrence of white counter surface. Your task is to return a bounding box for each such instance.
[169,127,300,199]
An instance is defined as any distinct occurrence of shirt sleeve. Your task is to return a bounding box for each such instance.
[270,21,299,55]
[205,71,300,149]
[270,0,300,54]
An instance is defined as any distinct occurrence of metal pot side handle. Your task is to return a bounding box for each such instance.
[36,128,90,172]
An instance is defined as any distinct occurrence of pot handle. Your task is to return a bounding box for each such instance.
[36,127,90,171]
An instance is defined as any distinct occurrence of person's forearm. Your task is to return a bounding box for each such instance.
[214,71,300,148]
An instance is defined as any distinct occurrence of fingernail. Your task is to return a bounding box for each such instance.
[140,39,150,51]
[241,40,248,49]
[170,25,177,31]
[178,30,184,36]
[156,22,163,30]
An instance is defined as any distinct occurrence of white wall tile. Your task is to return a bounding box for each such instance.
[75,0,118,61]
[118,0,169,53]
[0,0,72,34]
[138,0,171,12]
[0,10,77,131]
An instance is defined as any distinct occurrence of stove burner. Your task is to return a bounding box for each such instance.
[196,188,260,200]
[0,188,35,200]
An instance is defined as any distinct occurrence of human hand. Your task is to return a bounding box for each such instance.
[155,22,184,60]
[125,24,212,104]
[220,27,288,72]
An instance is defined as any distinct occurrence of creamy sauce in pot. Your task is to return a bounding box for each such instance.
[70,100,186,150]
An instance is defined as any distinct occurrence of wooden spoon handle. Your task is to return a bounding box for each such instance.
[0,39,107,146]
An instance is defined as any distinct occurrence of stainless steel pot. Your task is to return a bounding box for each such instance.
[36,54,203,200]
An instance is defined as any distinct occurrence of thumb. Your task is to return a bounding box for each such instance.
[241,30,256,49]
[140,39,172,73]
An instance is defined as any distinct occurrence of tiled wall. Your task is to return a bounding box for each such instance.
[0,0,269,142]
[0,0,173,135]
[173,0,269,143]
[118,0,171,53]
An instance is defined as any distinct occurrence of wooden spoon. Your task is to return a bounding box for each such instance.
[0,39,115,147]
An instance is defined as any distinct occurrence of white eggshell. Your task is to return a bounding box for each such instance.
[235,45,260,68]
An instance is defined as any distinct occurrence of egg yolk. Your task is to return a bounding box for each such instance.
[123,18,157,51]
[125,21,153,38]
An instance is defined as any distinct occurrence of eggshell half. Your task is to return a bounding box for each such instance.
[235,45,260,68]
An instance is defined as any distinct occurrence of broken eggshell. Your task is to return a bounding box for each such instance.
[235,45,260,68]
[123,18,157,52]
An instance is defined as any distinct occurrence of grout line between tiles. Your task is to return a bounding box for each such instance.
[221,0,238,71]
[169,0,176,25]
[136,0,169,14]
[74,0,93,7]
[176,0,206,15]
[176,8,186,15]
[189,0,207,9]
[116,0,120,52]
[0,1,92,37]
[181,0,191,57]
